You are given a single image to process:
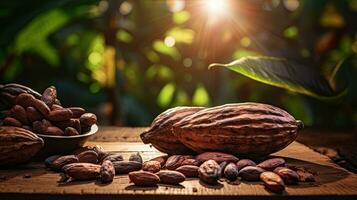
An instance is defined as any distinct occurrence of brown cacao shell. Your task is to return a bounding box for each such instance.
[140,106,204,154]
[198,160,220,185]
[0,126,44,166]
[173,103,303,157]
[142,161,161,173]
[164,155,193,170]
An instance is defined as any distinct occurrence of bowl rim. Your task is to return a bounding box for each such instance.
[37,124,98,138]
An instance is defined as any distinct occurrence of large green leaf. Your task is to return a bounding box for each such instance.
[209,56,346,99]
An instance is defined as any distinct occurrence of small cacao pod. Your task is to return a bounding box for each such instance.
[140,106,204,154]
[173,103,303,157]
[0,126,44,166]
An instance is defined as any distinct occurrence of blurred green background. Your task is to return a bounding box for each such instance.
[0,0,356,129]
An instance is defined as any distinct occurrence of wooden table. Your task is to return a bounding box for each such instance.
[1,127,357,200]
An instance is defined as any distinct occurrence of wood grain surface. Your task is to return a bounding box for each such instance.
[0,127,357,200]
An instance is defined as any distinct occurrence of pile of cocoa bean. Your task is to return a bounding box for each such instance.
[0,84,97,136]
[45,147,316,193]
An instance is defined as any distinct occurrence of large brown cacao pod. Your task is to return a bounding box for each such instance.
[0,126,44,166]
[172,103,303,157]
[140,106,204,154]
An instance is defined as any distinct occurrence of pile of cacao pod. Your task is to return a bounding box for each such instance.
[0,83,97,136]
[141,103,304,157]
[45,147,315,193]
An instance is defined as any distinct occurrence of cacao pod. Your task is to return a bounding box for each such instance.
[0,126,44,166]
[173,103,303,157]
[140,106,204,154]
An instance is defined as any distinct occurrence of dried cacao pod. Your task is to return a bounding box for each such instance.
[140,106,204,154]
[129,171,160,186]
[63,163,100,180]
[0,126,44,166]
[100,160,115,183]
[41,86,57,107]
[173,103,303,157]
[198,160,220,185]
[196,152,239,164]
[156,170,186,185]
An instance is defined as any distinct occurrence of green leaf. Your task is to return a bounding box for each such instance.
[209,56,346,99]
[192,84,210,106]
[157,82,175,107]
[152,40,181,61]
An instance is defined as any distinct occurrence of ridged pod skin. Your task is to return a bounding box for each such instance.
[173,103,303,158]
[140,106,204,154]
[0,126,44,166]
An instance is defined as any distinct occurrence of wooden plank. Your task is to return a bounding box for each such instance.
[1,127,357,200]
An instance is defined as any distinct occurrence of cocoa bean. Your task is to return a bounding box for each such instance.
[219,161,228,178]
[68,107,86,118]
[63,163,100,180]
[128,171,160,186]
[3,117,22,127]
[113,161,142,174]
[51,155,78,171]
[54,119,81,133]
[44,126,64,136]
[44,155,61,168]
[260,171,285,193]
[181,158,201,166]
[32,99,50,116]
[142,161,161,173]
[64,127,79,136]
[76,150,98,163]
[80,113,97,126]
[176,165,199,177]
[15,93,36,108]
[224,163,239,181]
[196,152,239,164]
[51,104,63,110]
[198,160,220,185]
[10,105,28,124]
[41,86,57,107]
[129,152,143,164]
[238,166,265,181]
[237,159,256,171]
[156,170,185,185]
[149,155,168,167]
[100,160,115,183]
[103,153,123,163]
[257,158,285,171]
[273,167,299,185]
[288,166,316,182]
[0,92,16,106]
[26,107,42,123]
[46,109,73,122]
[92,145,108,162]
[164,155,193,170]
[32,119,52,134]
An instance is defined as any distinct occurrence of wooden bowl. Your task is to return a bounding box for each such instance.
[36,125,98,157]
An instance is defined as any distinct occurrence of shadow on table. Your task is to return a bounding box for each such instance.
[124,184,159,191]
